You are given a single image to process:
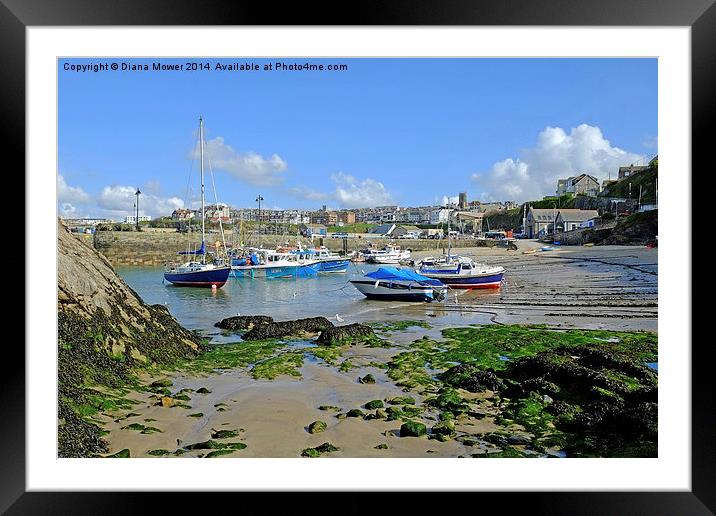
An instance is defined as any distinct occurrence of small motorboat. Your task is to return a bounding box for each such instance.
[349,267,446,302]
[417,255,504,289]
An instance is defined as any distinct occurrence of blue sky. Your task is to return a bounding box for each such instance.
[58,58,657,219]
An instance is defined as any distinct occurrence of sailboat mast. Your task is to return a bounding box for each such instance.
[199,117,206,263]
[447,205,452,260]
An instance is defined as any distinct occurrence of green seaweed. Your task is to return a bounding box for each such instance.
[250,351,304,379]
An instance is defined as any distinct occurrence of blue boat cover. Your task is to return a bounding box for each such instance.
[365,267,444,286]
[178,241,206,255]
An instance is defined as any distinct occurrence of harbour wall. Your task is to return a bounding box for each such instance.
[93,231,497,266]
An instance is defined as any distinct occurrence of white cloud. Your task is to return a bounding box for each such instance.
[98,184,184,219]
[287,172,394,208]
[199,136,288,187]
[57,174,90,204]
[331,172,394,208]
[59,202,79,218]
[286,186,331,202]
[471,124,646,202]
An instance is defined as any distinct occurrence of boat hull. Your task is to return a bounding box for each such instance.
[350,279,442,302]
[419,271,504,289]
[164,266,231,287]
[231,263,320,279]
[318,258,351,273]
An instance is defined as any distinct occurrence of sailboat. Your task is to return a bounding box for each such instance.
[164,117,231,288]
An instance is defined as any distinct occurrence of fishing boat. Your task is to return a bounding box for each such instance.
[417,255,505,289]
[363,244,411,264]
[164,117,231,288]
[350,267,447,302]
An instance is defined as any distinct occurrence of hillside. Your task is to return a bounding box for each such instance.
[58,219,203,457]
[601,164,658,202]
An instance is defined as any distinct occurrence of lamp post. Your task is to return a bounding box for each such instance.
[256,195,264,235]
[134,189,141,231]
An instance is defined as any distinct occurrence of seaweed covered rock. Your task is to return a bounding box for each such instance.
[400,421,427,437]
[308,420,327,434]
[316,323,376,346]
[57,219,203,457]
[439,364,505,393]
[214,315,274,332]
[242,317,334,341]
[501,345,658,457]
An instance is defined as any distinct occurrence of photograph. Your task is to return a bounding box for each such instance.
[57,56,660,460]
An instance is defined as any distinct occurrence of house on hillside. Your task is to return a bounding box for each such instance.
[556,174,600,197]
[618,164,649,179]
[556,209,600,232]
[525,208,557,238]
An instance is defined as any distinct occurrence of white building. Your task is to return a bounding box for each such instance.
[124,215,151,223]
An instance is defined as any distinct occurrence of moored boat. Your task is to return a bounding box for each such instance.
[229,248,321,278]
[417,255,504,289]
[350,267,447,302]
[362,244,411,264]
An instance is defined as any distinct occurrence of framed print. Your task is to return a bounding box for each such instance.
[5,0,712,512]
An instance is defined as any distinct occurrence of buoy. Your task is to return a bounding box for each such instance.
[211,284,217,289]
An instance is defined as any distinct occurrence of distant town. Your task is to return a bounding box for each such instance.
[63,156,657,242]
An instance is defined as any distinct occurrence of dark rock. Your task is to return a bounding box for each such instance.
[439,364,506,392]
[211,429,240,439]
[106,449,130,458]
[214,315,274,331]
[365,400,384,410]
[316,323,376,346]
[400,421,427,437]
[431,420,456,437]
[196,387,211,394]
[374,444,389,449]
[242,317,334,341]
[507,434,532,445]
[359,374,376,384]
[346,409,365,418]
[387,396,415,405]
[150,378,173,388]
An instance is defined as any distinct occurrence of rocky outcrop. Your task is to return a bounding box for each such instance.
[57,219,202,457]
[316,323,376,346]
[241,316,334,341]
[215,315,274,332]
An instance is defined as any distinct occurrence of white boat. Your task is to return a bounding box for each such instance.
[417,255,505,289]
[363,244,411,264]
[164,117,231,288]
[350,267,447,302]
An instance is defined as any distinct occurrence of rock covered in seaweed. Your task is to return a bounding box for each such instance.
[439,364,506,393]
[214,315,274,332]
[241,317,334,341]
[57,219,203,458]
[316,323,376,346]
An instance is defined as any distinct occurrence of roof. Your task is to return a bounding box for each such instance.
[398,225,421,232]
[370,223,396,235]
[557,209,600,222]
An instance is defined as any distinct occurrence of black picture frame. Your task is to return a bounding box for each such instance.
[5,0,711,512]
